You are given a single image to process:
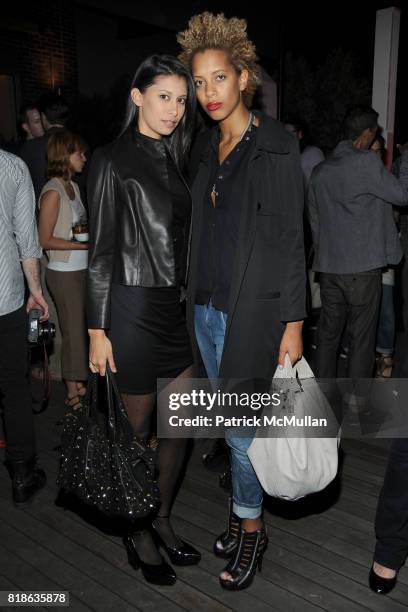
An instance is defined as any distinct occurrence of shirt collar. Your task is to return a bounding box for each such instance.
[201,111,292,164]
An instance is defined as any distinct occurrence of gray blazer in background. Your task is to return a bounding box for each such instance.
[307,141,408,274]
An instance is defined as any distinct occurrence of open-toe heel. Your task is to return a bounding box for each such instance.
[219,524,268,591]
[214,497,241,559]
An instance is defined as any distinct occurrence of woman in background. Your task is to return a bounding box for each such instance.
[38,131,88,409]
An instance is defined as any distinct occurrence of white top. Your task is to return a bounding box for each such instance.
[47,197,88,272]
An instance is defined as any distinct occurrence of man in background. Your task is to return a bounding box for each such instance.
[0,148,49,507]
[308,105,408,398]
[19,104,44,141]
[19,93,69,199]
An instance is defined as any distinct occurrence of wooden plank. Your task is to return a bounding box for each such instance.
[0,478,229,612]
[20,385,408,611]
[0,552,47,612]
[0,471,250,612]
[340,464,385,487]
[34,416,408,584]
[0,573,18,590]
[0,440,265,612]
[175,473,408,587]
[178,473,408,583]
[340,455,386,478]
[340,473,385,498]
[0,475,280,612]
[26,500,233,612]
[0,511,140,612]
[182,475,375,554]
[32,430,366,610]
[0,542,89,611]
[184,459,379,539]
[341,439,391,460]
[29,424,318,611]
[170,515,367,612]
[170,500,408,611]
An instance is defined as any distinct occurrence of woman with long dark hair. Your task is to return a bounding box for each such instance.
[86,54,200,585]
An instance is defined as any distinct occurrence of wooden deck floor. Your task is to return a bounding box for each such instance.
[1,380,408,612]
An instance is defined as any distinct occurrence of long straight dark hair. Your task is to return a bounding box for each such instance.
[120,54,196,170]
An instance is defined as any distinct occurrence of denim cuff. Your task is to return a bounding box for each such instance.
[233,500,262,519]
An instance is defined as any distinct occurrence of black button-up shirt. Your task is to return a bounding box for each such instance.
[195,122,257,312]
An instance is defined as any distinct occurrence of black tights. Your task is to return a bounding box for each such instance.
[122,366,192,563]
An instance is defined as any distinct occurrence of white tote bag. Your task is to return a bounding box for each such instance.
[247,355,339,501]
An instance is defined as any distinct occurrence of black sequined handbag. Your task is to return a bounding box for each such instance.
[57,367,160,519]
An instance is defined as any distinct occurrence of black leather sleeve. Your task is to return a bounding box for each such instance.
[86,148,117,329]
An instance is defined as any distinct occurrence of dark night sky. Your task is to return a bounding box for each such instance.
[11,0,404,140]
[280,1,406,60]
[171,1,407,66]
[160,0,407,138]
[71,0,408,140]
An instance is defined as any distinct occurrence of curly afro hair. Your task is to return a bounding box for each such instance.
[177,12,260,107]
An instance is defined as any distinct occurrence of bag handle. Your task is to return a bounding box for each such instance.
[105,365,134,442]
[275,354,315,380]
[290,355,315,380]
[83,372,98,419]
[80,368,133,443]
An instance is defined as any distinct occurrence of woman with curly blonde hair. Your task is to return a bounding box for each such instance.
[178,12,306,590]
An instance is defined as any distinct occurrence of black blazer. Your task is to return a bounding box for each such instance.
[19,126,65,200]
[187,113,307,381]
[87,128,191,329]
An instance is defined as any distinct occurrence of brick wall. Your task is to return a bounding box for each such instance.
[0,1,78,106]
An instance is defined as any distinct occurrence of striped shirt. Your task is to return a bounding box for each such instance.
[0,150,42,315]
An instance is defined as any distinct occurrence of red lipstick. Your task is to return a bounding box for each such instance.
[207,102,222,112]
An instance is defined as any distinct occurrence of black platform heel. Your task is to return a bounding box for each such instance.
[123,533,177,585]
[219,525,268,591]
[214,498,241,559]
[151,515,201,566]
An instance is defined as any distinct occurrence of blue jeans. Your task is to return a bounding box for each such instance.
[194,302,263,519]
[194,301,227,381]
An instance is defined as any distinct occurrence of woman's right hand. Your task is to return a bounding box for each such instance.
[88,329,117,376]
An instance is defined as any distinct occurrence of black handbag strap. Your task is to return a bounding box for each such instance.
[83,372,98,418]
[105,366,134,442]
[80,368,133,443]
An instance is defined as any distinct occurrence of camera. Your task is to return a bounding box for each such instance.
[27,309,56,345]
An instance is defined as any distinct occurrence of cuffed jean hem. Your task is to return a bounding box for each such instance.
[232,501,263,519]
[375,347,393,356]
[227,433,263,519]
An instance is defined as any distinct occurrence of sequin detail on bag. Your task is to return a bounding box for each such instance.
[57,370,160,519]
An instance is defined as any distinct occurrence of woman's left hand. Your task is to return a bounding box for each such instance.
[278,321,304,366]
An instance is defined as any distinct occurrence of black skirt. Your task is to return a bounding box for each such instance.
[108,283,193,394]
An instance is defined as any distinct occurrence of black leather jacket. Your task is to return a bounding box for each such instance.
[87,128,192,329]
